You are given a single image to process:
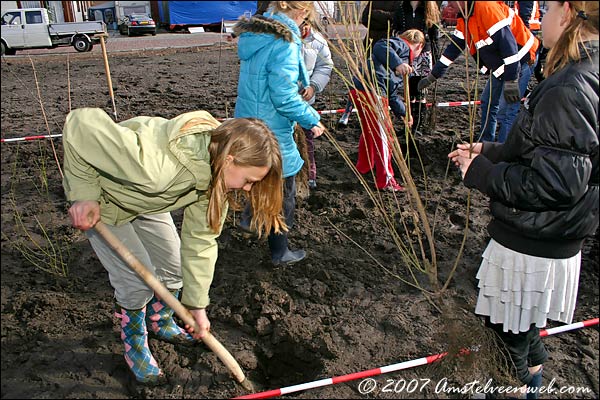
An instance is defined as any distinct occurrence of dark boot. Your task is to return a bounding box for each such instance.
[418,101,429,133]
[269,232,306,266]
[115,305,165,384]
[273,248,306,266]
[526,366,543,399]
[409,76,428,135]
[410,101,424,136]
[237,203,257,237]
[146,289,194,345]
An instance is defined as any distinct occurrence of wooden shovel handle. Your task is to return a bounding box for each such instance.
[94,221,247,384]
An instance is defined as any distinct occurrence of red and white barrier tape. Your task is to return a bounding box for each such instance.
[234,318,599,399]
[315,101,483,114]
[1,134,62,143]
[430,100,482,108]
[318,108,357,115]
[539,318,598,337]
[0,98,524,143]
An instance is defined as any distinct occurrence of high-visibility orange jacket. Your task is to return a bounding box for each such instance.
[514,1,541,31]
[432,1,539,81]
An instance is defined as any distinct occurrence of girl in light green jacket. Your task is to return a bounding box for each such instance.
[63,108,284,384]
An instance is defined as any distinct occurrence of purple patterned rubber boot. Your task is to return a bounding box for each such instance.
[114,306,164,384]
[145,290,194,344]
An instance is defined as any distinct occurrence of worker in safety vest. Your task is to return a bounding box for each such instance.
[514,1,541,31]
[418,1,540,143]
[515,1,548,85]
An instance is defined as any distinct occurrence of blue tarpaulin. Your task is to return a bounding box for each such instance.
[158,1,257,25]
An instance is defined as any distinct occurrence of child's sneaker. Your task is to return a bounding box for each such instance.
[308,179,317,189]
[337,112,350,128]
[381,181,405,192]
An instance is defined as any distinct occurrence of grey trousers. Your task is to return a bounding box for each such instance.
[86,212,182,309]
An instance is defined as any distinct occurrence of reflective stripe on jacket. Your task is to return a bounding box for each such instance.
[433,1,539,81]
[515,1,541,31]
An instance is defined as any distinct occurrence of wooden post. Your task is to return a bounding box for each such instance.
[218,18,223,83]
[99,35,118,121]
[404,73,411,123]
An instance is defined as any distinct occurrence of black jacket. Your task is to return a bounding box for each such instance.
[464,41,599,258]
[361,1,400,48]
[393,1,439,57]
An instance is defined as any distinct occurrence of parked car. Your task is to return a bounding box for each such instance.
[119,13,156,36]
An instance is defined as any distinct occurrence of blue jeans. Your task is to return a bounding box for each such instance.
[479,58,538,143]
[267,176,297,260]
[497,58,537,143]
[479,74,504,143]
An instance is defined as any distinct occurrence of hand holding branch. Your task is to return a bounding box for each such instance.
[448,142,482,178]
[301,86,315,101]
[395,63,413,76]
[311,122,326,138]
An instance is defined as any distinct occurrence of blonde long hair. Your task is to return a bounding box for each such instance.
[544,1,599,77]
[207,118,286,237]
[270,1,316,23]
[424,1,441,29]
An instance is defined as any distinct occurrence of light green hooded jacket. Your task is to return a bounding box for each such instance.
[62,108,227,308]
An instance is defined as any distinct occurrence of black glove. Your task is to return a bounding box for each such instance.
[417,74,437,92]
[503,79,520,103]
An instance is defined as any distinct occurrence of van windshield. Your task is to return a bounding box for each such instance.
[2,12,22,25]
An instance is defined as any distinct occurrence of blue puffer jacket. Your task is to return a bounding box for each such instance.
[353,37,412,119]
[234,11,320,178]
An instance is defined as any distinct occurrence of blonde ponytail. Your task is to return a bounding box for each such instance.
[544,2,599,77]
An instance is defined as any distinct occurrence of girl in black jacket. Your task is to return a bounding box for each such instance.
[449,2,598,398]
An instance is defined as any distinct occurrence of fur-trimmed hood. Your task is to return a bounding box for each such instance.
[233,14,295,43]
[234,11,303,62]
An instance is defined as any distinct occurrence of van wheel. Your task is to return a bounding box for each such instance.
[1,42,16,56]
[73,37,91,52]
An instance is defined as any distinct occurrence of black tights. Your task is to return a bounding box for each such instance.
[485,317,548,385]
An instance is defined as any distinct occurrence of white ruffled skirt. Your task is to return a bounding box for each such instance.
[474,239,581,334]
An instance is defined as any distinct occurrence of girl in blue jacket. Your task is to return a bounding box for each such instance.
[234,1,325,266]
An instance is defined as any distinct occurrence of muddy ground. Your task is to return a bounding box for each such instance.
[1,42,598,399]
